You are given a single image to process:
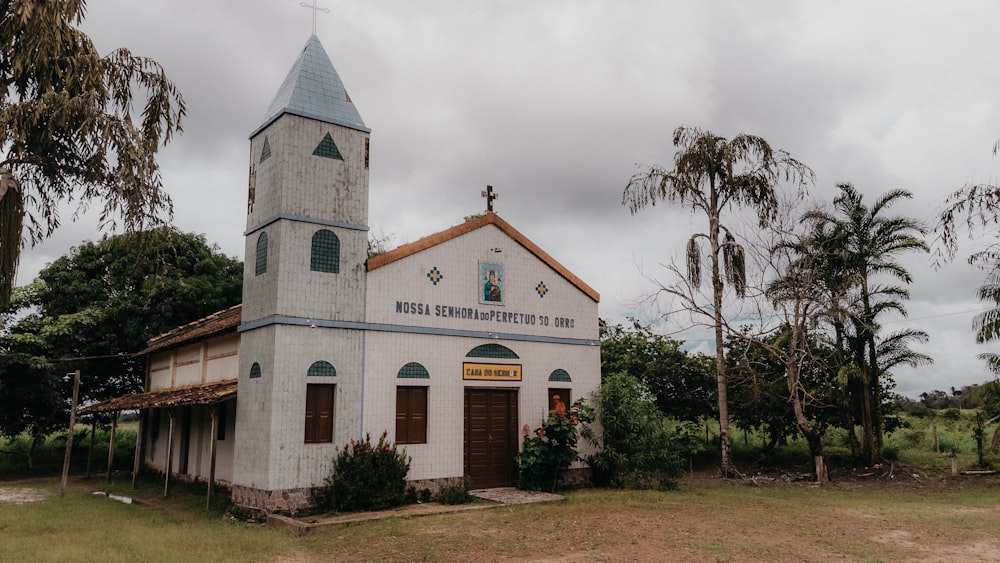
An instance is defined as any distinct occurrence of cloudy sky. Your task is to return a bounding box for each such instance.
[18,1,1000,398]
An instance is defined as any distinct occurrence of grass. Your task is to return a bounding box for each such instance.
[2,411,999,561]
[4,471,1000,562]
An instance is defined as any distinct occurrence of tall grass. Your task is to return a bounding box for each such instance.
[0,423,137,476]
[683,411,994,472]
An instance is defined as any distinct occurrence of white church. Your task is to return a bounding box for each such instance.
[83,34,601,513]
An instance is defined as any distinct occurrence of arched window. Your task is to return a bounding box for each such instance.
[255,232,268,276]
[548,369,571,382]
[465,343,519,359]
[397,362,429,379]
[249,362,262,379]
[310,229,340,273]
[307,361,337,377]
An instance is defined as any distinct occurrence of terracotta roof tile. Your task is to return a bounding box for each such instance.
[78,379,237,414]
[139,305,242,356]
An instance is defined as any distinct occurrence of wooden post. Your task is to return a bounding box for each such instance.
[86,418,97,478]
[60,370,81,497]
[951,450,959,477]
[207,405,218,510]
[164,409,175,497]
[132,411,144,489]
[106,412,118,482]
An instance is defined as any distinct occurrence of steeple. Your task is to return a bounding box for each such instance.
[252,35,369,136]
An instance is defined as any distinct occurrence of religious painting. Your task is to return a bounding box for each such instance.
[479,262,504,305]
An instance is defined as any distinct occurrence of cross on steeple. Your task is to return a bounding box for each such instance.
[481,185,498,212]
[300,0,330,35]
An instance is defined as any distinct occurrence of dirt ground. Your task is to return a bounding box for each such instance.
[265,465,1000,562]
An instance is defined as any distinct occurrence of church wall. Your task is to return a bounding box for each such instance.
[234,322,364,491]
[366,224,598,343]
[362,333,600,483]
[148,360,171,391]
[232,325,278,488]
[172,344,202,387]
[271,219,366,322]
[364,220,601,485]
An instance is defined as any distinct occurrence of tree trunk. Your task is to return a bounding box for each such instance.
[709,182,734,476]
[787,357,829,483]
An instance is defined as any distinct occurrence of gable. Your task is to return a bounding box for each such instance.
[368,212,598,303]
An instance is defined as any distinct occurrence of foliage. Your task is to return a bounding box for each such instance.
[314,431,411,513]
[600,320,716,422]
[804,183,929,465]
[587,372,684,490]
[621,125,813,473]
[0,227,242,431]
[436,480,473,505]
[517,394,593,492]
[0,0,186,308]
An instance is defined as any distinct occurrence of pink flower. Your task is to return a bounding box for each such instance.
[537,429,546,438]
[522,424,531,436]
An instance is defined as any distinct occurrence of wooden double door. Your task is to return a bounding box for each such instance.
[464,389,518,489]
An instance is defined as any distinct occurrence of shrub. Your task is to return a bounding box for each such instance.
[940,408,962,421]
[436,479,473,505]
[587,372,684,490]
[516,395,593,492]
[313,431,411,513]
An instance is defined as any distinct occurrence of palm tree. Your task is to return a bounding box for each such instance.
[806,183,928,465]
[970,267,1000,378]
[622,126,813,474]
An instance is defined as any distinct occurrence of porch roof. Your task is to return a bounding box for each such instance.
[78,378,237,415]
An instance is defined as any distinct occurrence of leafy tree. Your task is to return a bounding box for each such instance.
[806,183,928,465]
[1,228,241,436]
[587,372,684,490]
[600,320,716,423]
[0,0,186,308]
[622,125,813,474]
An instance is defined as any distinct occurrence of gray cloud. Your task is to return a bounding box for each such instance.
[16,1,1000,397]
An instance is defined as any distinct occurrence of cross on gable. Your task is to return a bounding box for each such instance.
[300,0,330,35]
[481,185,498,212]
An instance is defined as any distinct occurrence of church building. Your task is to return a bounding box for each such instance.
[83,34,601,514]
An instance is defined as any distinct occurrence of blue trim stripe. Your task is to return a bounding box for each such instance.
[238,315,600,347]
[245,213,369,236]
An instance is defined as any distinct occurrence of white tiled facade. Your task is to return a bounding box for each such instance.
[138,36,601,514]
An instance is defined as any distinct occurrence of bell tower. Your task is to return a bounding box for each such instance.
[232,35,370,511]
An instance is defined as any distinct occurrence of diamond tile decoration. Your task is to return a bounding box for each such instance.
[427,266,444,285]
[536,281,548,298]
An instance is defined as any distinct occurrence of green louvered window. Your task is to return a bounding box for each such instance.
[548,369,571,382]
[313,133,343,160]
[255,232,268,276]
[397,362,430,379]
[310,229,340,273]
[308,361,337,377]
[249,362,262,379]
[465,343,519,359]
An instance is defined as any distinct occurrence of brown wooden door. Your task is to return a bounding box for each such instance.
[465,389,518,489]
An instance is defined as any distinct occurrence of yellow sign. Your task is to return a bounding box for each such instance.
[463,362,522,381]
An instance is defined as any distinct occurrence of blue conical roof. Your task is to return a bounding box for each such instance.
[252,35,369,136]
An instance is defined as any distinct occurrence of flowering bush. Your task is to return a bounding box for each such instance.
[517,395,593,492]
[313,431,411,512]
